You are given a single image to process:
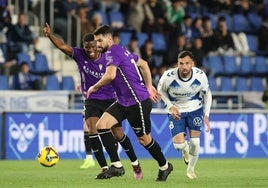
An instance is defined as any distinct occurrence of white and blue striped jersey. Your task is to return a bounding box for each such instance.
[157,67,212,116]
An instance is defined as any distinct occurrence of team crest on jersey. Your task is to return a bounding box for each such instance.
[193,117,202,126]
[190,79,201,90]
[98,64,103,70]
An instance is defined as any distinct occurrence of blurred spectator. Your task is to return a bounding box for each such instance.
[53,0,69,41]
[163,34,188,66]
[199,0,233,14]
[126,0,154,33]
[213,15,251,55]
[166,0,186,31]
[185,0,208,15]
[178,14,193,49]
[71,6,95,46]
[232,0,256,15]
[140,38,162,85]
[0,3,10,59]
[112,31,121,45]
[201,15,216,54]
[94,0,120,13]
[148,0,168,33]
[213,16,236,55]
[13,61,41,90]
[127,34,141,56]
[7,12,38,54]
[258,15,268,55]
[0,45,16,75]
[191,16,204,39]
[91,12,104,29]
[231,31,251,55]
[190,37,207,72]
[262,85,268,109]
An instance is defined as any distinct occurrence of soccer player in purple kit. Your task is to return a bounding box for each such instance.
[86,25,173,181]
[42,23,143,180]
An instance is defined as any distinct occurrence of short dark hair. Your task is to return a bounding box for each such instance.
[178,50,194,59]
[94,24,113,36]
[83,33,95,43]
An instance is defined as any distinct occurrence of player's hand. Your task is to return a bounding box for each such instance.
[204,115,210,132]
[169,106,181,120]
[85,86,98,98]
[147,85,161,103]
[42,23,51,37]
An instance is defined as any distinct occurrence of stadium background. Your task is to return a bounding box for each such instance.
[0,1,267,160]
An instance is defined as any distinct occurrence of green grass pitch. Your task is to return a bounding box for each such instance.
[0,158,267,188]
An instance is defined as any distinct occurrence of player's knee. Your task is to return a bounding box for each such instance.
[173,142,187,151]
[189,137,200,156]
[137,135,151,146]
[111,126,124,140]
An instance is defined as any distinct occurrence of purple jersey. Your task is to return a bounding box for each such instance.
[72,47,116,100]
[105,45,150,106]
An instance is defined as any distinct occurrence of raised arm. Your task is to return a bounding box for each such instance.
[42,23,73,56]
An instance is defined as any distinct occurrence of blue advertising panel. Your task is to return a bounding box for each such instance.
[4,112,268,159]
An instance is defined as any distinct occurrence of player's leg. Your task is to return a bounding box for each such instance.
[127,99,173,181]
[80,119,95,169]
[168,114,189,165]
[85,99,120,178]
[111,125,143,180]
[187,133,200,179]
[186,108,203,179]
[96,110,125,179]
[86,117,109,170]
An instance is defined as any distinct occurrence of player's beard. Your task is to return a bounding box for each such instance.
[98,45,109,53]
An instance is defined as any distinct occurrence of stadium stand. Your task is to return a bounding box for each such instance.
[1,0,267,110]
[0,75,9,90]
[62,76,75,91]
[44,75,60,91]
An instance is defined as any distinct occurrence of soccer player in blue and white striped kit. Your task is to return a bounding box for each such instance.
[157,50,212,179]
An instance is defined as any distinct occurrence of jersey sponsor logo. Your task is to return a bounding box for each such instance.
[193,117,202,126]
[169,121,174,129]
[83,65,104,78]
[167,71,175,77]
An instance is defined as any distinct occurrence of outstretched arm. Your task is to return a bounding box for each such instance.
[42,23,73,56]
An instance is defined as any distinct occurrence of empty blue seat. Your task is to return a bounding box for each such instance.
[109,11,124,28]
[119,32,131,47]
[254,56,268,76]
[232,14,252,33]
[0,75,9,90]
[240,56,253,76]
[62,76,75,91]
[137,32,149,48]
[208,76,218,91]
[33,53,57,75]
[207,55,223,76]
[222,55,238,76]
[151,33,167,52]
[235,77,249,91]
[246,34,258,53]
[250,77,265,92]
[93,11,109,25]
[45,75,60,90]
[219,76,234,92]
[247,13,262,31]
